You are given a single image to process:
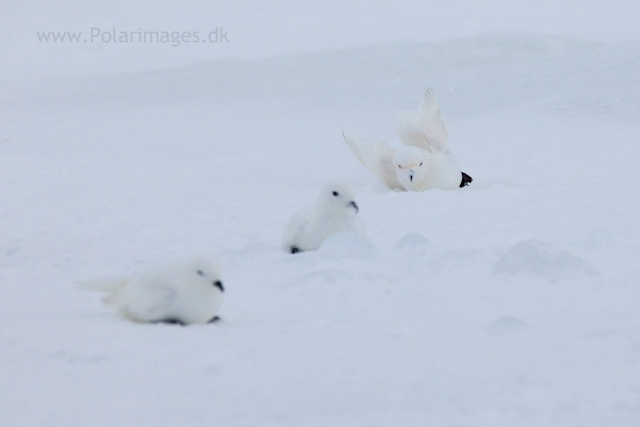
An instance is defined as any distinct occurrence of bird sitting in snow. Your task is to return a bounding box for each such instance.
[343,88,472,191]
[282,180,368,253]
[78,254,224,325]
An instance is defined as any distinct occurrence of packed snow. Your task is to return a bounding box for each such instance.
[2,1,640,426]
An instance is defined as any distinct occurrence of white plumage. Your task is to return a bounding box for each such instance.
[344,88,472,191]
[282,180,368,253]
[79,254,224,325]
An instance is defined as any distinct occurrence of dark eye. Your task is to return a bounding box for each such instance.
[398,165,401,168]
[332,191,338,196]
[419,162,423,166]
[197,270,204,276]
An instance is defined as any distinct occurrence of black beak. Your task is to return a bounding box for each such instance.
[213,280,224,292]
[348,201,359,213]
[409,174,413,182]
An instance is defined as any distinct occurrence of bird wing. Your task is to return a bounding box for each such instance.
[395,88,448,152]
[343,130,404,190]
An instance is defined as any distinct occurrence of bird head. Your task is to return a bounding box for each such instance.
[180,255,224,294]
[317,180,360,215]
[393,146,427,189]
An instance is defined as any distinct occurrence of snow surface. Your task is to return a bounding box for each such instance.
[2,2,640,426]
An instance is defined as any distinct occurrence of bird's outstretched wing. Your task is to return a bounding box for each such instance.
[395,88,448,152]
[343,130,404,190]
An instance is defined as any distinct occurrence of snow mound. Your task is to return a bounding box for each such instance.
[494,240,598,283]
[394,232,429,255]
[316,233,376,261]
[487,315,529,335]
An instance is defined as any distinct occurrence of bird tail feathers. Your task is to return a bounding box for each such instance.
[76,276,128,293]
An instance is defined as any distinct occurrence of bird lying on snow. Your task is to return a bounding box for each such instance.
[282,180,368,253]
[343,88,472,191]
[78,254,224,325]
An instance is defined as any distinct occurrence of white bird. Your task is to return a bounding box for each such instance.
[344,88,472,191]
[79,254,224,325]
[282,180,368,253]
